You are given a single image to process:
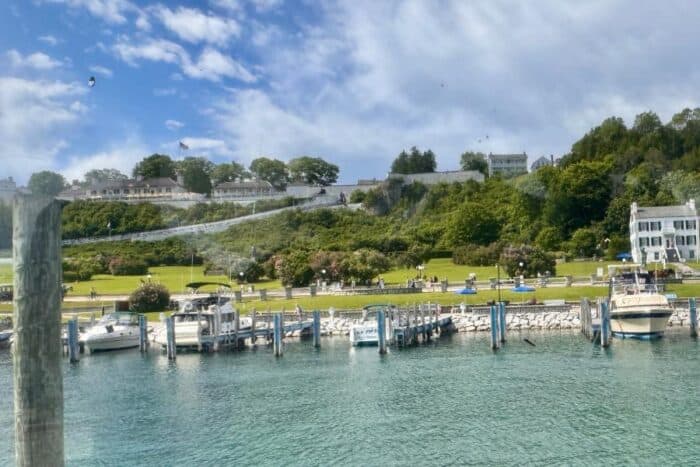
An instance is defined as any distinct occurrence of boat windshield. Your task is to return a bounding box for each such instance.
[611,273,660,295]
[99,313,138,325]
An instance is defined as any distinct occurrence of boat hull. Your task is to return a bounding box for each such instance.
[610,309,673,339]
[84,331,140,351]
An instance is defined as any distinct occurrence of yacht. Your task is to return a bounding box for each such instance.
[83,312,143,351]
[349,305,396,346]
[155,294,251,350]
[608,271,674,339]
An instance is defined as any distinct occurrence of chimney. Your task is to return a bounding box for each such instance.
[631,202,638,214]
[688,199,696,212]
[136,174,144,182]
[176,172,184,185]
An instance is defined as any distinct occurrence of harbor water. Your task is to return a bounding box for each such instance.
[0,330,698,465]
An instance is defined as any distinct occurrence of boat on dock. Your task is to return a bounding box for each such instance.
[349,304,396,346]
[155,283,251,350]
[608,270,673,339]
[0,330,12,349]
[83,312,143,352]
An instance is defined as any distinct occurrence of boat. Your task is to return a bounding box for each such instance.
[155,283,251,350]
[349,304,396,346]
[608,270,674,339]
[0,331,12,349]
[83,312,142,352]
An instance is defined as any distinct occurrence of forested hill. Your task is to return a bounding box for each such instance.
[215,108,700,264]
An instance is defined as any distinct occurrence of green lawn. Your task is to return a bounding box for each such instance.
[0,264,11,284]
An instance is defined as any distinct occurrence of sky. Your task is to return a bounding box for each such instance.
[2,1,700,185]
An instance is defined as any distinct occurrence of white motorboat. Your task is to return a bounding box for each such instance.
[155,293,251,350]
[349,304,395,346]
[608,270,673,339]
[83,312,142,351]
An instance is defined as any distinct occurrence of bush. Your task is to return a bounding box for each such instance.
[108,256,148,276]
[453,242,503,266]
[129,282,170,312]
[499,245,556,278]
[349,190,366,203]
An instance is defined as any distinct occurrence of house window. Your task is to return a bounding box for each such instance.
[650,237,662,246]
[639,238,649,247]
[690,250,696,259]
[638,222,649,231]
[676,236,685,245]
[650,221,661,231]
[688,236,697,245]
[654,252,659,260]
[674,220,684,229]
[166,188,171,193]
[687,220,697,230]
[123,189,129,194]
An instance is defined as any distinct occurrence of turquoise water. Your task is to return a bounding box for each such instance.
[1,330,699,466]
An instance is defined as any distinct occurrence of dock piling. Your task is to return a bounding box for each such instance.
[689,297,697,338]
[67,319,80,363]
[234,310,240,350]
[377,309,387,354]
[600,300,611,347]
[13,195,65,466]
[138,314,148,352]
[489,305,500,350]
[273,313,283,357]
[498,302,506,343]
[312,310,321,348]
[250,309,257,345]
[166,317,176,360]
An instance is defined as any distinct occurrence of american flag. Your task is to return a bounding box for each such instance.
[179,141,189,150]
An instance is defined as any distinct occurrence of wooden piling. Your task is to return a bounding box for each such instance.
[689,297,697,338]
[312,310,321,348]
[377,309,387,354]
[166,317,176,360]
[139,314,148,352]
[250,309,257,345]
[420,305,426,342]
[273,313,283,357]
[67,319,79,363]
[234,310,240,350]
[498,302,506,343]
[13,195,64,467]
[489,305,499,350]
[600,300,610,347]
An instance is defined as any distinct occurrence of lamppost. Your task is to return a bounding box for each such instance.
[239,271,244,284]
[496,263,501,303]
[417,264,425,279]
[321,268,326,290]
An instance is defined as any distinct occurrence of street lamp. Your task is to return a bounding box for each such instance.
[239,271,244,283]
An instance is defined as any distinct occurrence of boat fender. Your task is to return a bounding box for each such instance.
[105,324,114,333]
[523,338,536,346]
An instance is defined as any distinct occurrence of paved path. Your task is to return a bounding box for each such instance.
[62,199,359,246]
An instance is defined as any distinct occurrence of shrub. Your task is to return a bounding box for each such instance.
[499,245,556,278]
[349,190,366,203]
[453,242,503,266]
[129,282,170,312]
[108,256,148,276]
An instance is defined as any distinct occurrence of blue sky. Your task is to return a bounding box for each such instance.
[2,1,700,185]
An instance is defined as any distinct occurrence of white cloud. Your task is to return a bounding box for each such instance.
[135,12,151,31]
[113,37,255,82]
[154,87,177,97]
[89,65,113,77]
[250,0,283,12]
[42,0,137,24]
[210,0,242,13]
[0,77,86,182]
[165,119,184,130]
[7,49,64,70]
[153,6,241,46]
[38,35,59,46]
[60,138,148,183]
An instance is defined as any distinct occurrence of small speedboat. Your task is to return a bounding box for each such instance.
[0,331,12,349]
[83,312,142,351]
[609,270,673,339]
[349,304,396,346]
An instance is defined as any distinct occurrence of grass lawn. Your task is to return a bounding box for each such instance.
[0,264,11,284]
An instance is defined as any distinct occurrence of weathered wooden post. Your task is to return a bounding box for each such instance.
[489,305,499,350]
[499,302,506,343]
[440,280,448,293]
[285,286,293,299]
[273,313,283,357]
[309,284,317,297]
[166,316,176,360]
[13,196,64,467]
[420,304,427,342]
[67,319,80,363]
[688,297,697,338]
[377,308,387,354]
[600,300,610,347]
[250,309,257,345]
[312,310,321,348]
[138,314,148,352]
[234,310,241,350]
[234,290,243,303]
[259,289,267,301]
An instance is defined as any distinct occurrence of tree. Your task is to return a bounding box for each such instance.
[27,171,66,196]
[447,201,502,246]
[132,154,176,179]
[0,202,11,249]
[460,151,488,175]
[249,157,289,190]
[129,282,170,312]
[500,245,556,278]
[84,168,128,185]
[176,157,215,195]
[210,162,250,186]
[288,156,339,186]
[390,146,437,174]
[275,250,314,286]
[566,227,600,258]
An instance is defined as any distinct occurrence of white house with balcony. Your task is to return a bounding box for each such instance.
[629,200,699,264]
[487,152,528,177]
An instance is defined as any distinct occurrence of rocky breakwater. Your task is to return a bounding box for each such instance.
[452,308,581,333]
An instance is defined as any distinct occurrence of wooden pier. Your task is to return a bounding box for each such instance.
[579,298,609,346]
[393,306,455,348]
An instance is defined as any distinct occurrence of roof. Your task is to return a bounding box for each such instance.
[488,152,527,161]
[91,177,181,190]
[635,205,697,219]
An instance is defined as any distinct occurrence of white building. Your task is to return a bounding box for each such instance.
[629,200,699,264]
[487,152,528,177]
[387,169,484,185]
[0,177,17,203]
